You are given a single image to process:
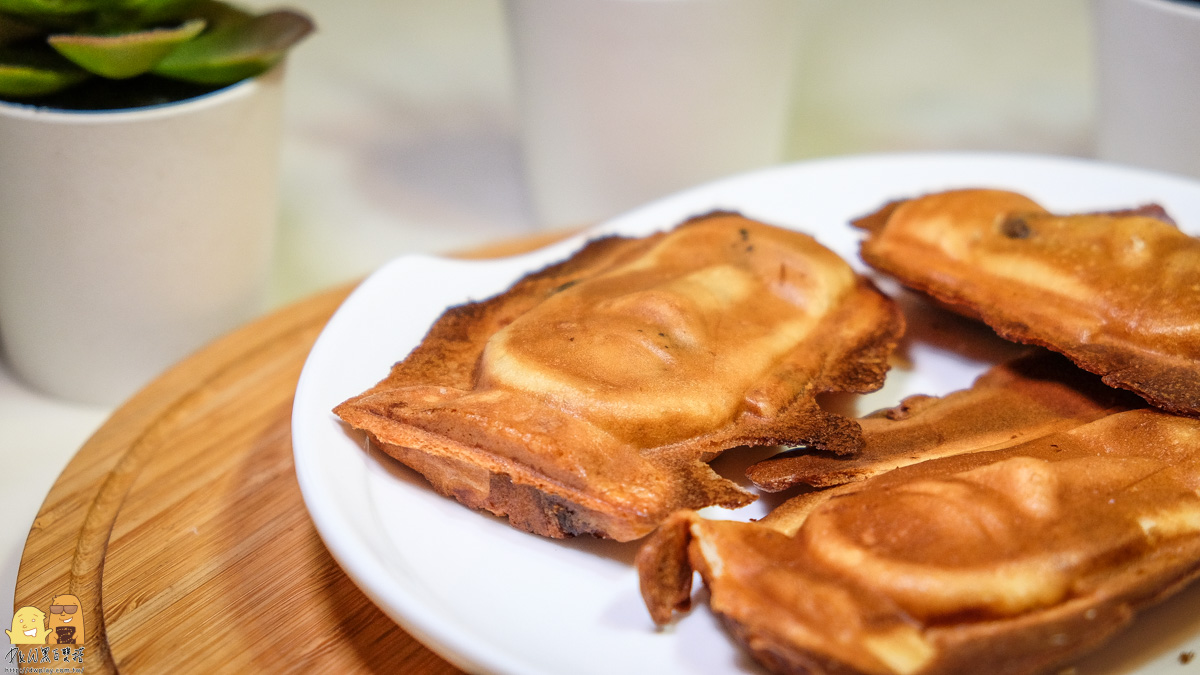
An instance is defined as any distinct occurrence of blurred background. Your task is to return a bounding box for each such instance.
[0,0,1144,632]
[250,0,1094,305]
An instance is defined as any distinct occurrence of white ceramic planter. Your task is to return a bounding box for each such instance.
[0,66,285,405]
[1094,0,1200,178]
[505,0,801,228]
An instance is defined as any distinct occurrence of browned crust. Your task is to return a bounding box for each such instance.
[369,234,647,393]
[853,190,1200,417]
[707,565,1182,675]
[338,419,762,541]
[335,214,905,541]
[639,410,1200,675]
[917,535,1200,675]
[358,430,635,539]
[745,351,1141,493]
[635,512,696,625]
[335,234,682,542]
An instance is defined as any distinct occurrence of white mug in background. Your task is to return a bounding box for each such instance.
[1094,0,1200,178]
[505,0,801,228]
[0,68,285,406]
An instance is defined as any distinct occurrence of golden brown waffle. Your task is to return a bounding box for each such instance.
[639,385,1200,674]
[335,213,903,541]
[856,189,1200,417]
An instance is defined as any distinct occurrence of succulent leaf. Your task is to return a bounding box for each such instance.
[0,61,88,95]
[0,46,88,96]
[0,0,310,100]
[152,8,310,85]
[49,17,203,78]
[0,0,99,18]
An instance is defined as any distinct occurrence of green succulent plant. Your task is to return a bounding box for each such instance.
[0,0,313,100]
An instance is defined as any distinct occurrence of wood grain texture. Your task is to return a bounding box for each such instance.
[14,230,579,674]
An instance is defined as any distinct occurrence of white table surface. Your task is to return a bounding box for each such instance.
[0,0,1098,625]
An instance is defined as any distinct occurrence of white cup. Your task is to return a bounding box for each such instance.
[505,0,801,228]
[0,67,285,405]
[1094,0,1200,178]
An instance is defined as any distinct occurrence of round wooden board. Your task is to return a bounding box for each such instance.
[14,230,576,674]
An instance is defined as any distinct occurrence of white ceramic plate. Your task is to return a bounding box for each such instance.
[292,152,1200,675]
